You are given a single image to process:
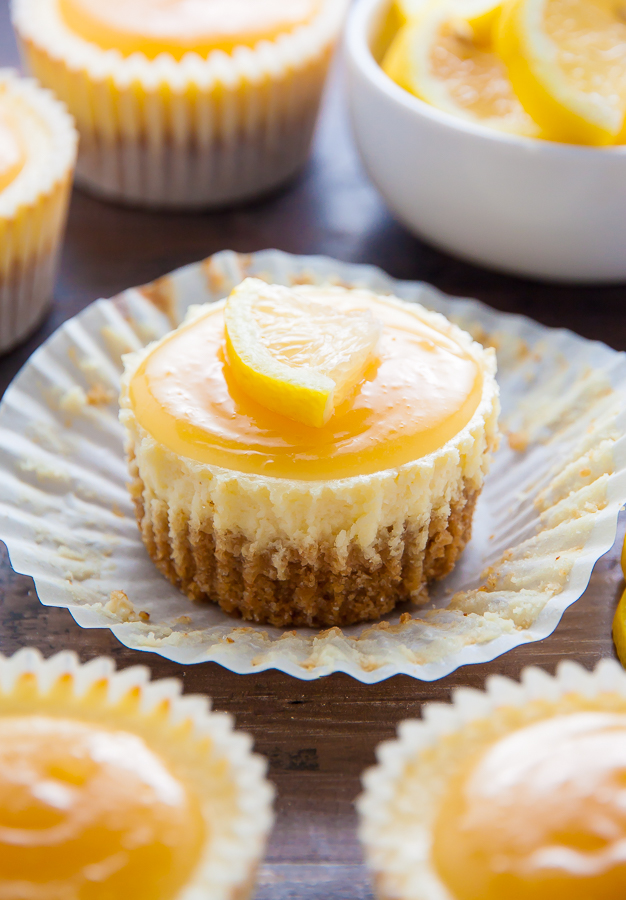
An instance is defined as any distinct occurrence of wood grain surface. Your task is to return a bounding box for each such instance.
[0,7,625,898]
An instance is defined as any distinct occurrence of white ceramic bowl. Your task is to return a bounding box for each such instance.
[345,0,626,283]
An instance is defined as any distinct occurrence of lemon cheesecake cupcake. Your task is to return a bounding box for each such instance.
[359,659,626,900]
[0,647,274,900]
[0,70,76,353]
[12,0,347,209]
[119,276,499,628]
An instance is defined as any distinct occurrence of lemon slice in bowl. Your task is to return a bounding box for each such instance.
[224,278,382,428]
[496,0,626,145]
[383,0,541,136]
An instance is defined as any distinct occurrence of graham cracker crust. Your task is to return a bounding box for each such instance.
[128,452,478,628]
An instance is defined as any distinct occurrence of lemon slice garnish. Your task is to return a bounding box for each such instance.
[223,278,381,428]
[496,0,626,145]
[383,0,540,137]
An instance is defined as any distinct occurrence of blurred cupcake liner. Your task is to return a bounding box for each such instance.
[12,0,348,209]
[0,70,77,352]
[358,658,626,900]
[0,646,275,900]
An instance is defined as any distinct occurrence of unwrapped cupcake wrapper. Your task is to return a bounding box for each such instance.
[358,658,626,900]
[0,646,275,900]
[14,0,347,208]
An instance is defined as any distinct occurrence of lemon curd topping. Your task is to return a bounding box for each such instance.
[0,101,25,194]
[432,712,626,900]
[0,715,205,900]
[129,291,483,480]
[57,0,322,60]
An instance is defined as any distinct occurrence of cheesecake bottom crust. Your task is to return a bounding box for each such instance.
[129,454,478,628]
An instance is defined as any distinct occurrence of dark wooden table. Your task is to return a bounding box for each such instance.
[1,6,625,897]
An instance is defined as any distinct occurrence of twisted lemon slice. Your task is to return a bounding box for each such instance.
[383,0,540,136]
[496,0,626,145]
[224,278,382,428]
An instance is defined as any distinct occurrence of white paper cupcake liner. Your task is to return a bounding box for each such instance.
[0,250,624,681]
[357,658,626,900]
[13,0,347,208]
[0,646,275,900]
[0,70,77,351]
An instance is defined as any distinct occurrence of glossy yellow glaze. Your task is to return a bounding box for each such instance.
[433,712,626,900]
[0,104,25,194]
[129,292,482,480]
[0,715,205,900]
[58,0,321,60]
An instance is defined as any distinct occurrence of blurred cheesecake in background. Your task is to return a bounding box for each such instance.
[0,70,76,353]
[12,0,348,209]
[0,649,274,900]
[359,660,626,900]
[120,277,499,628]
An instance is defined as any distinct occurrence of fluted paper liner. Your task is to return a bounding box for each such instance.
[0,647,274,900]
[357,659,626,900]
[0,250,624,681]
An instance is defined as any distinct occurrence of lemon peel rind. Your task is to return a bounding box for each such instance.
[358,659,626,900]
[497,0,623,145]
[0,647,274,900]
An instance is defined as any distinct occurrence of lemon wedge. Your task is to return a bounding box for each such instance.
[383,0,540,136]
[223,278,381,428]
[496,0,626,145]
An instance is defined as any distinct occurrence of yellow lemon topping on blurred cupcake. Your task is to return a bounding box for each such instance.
[359,661,626,900]
[0,717,205,900]
[120,277,499,627]
[57,0,321,59]
[0,112,25,193]
[433,713,626,899]
[13,0,347,208]
[0,649,274,900]
[0,71,76,353]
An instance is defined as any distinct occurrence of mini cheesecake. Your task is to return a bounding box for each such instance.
[359,660,626,900]
[12,0,347,209]
[0,648,274,900]
[0,70,76,352]
[119,278,499,628]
